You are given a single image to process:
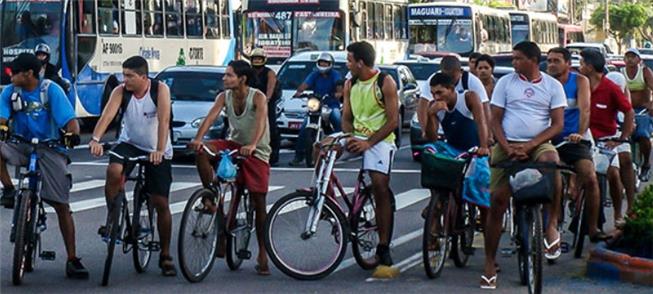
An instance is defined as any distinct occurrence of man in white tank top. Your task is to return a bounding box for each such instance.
[89,56,176,276]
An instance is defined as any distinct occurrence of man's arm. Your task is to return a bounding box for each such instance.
[294,72,315,97]
[366,75,399,146]
[423,102,440,141]
[155,82,171,153]
[64,118,80,134]
[250,91,268,146]
[576,75,591,135]
[465,91,488,149]
[491,105,509,150]
[193,92,226,142]
[417,98,429,137]
[91,85,124,140]
[266,70,277,101]
[342,80,354,133]
[621,109,635,139]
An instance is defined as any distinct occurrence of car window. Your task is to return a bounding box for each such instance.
[277,61,348,90]
[394,63,439,80]
[157,71,224,102]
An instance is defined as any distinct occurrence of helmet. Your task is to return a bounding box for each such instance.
[606,71,627,93]
[316,52,334,74]
[35,43,51,56]
[250,48,267,67]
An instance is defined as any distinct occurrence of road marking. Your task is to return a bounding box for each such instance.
[169,186,286,215]
[70,180,106,193]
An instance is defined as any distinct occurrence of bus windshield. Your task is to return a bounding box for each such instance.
[511,24,530,46]
[293,11,344,53]
[1,0,62,67]
[409,18,473,56]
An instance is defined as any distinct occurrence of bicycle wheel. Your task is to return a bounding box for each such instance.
[573,195,588,259]
[516,206,528,286]
[24,201,39,273]
[527,206,544,294]
[102,193,126,287]
[422,190,450,279]
[451,202,475,268]
[178,188,223,283]
[226,185,252,271]
[133,184,156,273]
[12,190,34,285]
[265,191,348,280]
[351,188,380,270]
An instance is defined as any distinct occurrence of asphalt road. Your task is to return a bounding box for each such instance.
[0,133,648,293]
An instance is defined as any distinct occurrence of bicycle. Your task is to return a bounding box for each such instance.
[420,145,480,278]
[178,146,255,283]
[264,133,395,280]
[8,135,59,285]
[100,149,159,286]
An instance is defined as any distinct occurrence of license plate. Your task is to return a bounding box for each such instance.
[289,122,302,129]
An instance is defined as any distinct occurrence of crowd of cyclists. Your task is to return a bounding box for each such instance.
[0,38,652,290]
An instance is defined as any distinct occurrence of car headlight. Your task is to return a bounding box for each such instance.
[191,117,204,128]
[307,98,321,112]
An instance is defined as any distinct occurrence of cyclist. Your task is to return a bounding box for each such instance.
[546,47,610,244]
[89,56,176,276]
[34,43,70,94]
[250,48,280,166]
[482,42,567,290]
[189,60,272,276]
[580,49,635,228]
[475,54,497,97]
[290,52,343,166]
[0,53,87,278]
[621,48,653,181]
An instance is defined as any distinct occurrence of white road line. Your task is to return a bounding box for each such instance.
[70,180,106,193]
[169,186,286,215]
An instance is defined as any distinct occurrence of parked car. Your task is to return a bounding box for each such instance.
[377,64,420,127]
[394,58,441,101]
[156,66,227,156]
[566,42,611,58]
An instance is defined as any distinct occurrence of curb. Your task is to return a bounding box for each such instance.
[587,241,653,286]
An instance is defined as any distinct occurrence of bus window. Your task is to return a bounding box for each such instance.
[144,0,164,37]
[76,0,96,34]
[122,0,142,36]
[185,0,202,37]
[360,2,368,41]
[220,0,229,38]
[393,5,402,40]
[165,0,184,37]
[366,2,374,39]
[293,11,344,52]
[400,6,407,39]
[385,4,393,40]
[205,0,220,38]
[98,0,120,35]
[374,3,383,39]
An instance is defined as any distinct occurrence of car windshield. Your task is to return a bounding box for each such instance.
[511,24,529,46]
[409,18,474,56]
[157,71,224,102]
[277,61,347,90]
[395,63,439,80]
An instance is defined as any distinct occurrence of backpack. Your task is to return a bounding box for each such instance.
[120,78,174,136]
[350,71,389,104]
[460,71,470,92]
[10,79,61,138]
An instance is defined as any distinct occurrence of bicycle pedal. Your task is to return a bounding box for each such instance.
[560,242,570,254]
[40,251,56,261]
[236,249,252,260]
[148,241,161,252]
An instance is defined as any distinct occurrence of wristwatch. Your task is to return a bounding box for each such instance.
[91,136,101,143]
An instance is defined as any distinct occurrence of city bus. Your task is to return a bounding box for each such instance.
[558,23,585,45]
[240,0,409,66]
[407,2,512,57]
[1,0,236,118]
[509,11,558,52]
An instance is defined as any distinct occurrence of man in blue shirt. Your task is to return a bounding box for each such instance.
[0,53,87,279]
[290,52,343,166]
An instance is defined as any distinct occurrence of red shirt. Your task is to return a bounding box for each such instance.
[589,76,632,138]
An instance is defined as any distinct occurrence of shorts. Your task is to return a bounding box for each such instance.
[490,143,558,191]
[597,135,631,168]
[205,140,270,194]
[556,141,592,165]
[633,107,652,139]
[109,143,172,197]
[330,132,396,175]
[0,142,71,204]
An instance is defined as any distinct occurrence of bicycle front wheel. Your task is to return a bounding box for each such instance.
[451,202,475,268]
[527,205,544,294]
[423,190,450,279]
[226,184,251,271]
[102,193,126,286]
[265,191,348,280]
[12,190,34,285]
[133,184,157,273]
[178,188,223,283]
[351,188,380,270]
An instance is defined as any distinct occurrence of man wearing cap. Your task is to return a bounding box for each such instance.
[250,48,281,166]
[622,48,653,181]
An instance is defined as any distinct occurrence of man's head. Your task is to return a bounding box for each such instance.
[10,53,41,87]
[579,48,605,76]
[122,56,149,92]
[546,47,572,78]
[317,52,334,74]
[624,48,641,68]
[346,41,375,78]
[440,56,462,82]
[429,73,457,104]
[250,48,267,69]
[512,41,541,75]
[224,60,256,90]
[475,54,495,81]
[469,52,482,74]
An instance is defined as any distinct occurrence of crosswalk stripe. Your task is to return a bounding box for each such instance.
[169,186,286,215]
[70,180,106,193]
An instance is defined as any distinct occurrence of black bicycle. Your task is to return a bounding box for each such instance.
[101,150,159,286]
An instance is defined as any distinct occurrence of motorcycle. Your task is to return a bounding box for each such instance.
[300,93,340,167]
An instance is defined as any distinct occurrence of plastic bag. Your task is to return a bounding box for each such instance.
[216,151,237,181]
[462,157,490,208]
[509,169,543,192]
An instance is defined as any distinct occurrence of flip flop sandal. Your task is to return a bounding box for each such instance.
[544,236,562,260]
[159,255,177,277]
[480,275,497,290]
[255,264,271,276]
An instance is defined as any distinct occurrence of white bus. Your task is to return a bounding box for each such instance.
[1,0,236,117]
[407,2,512,57]
[509,11,558,52]
[240,0,409,66]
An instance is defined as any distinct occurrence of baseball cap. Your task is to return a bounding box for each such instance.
[625,48,641,57]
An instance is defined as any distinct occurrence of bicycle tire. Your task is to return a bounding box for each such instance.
[265,191,349,280]
[528,206,544,294]
[178,188,223,283]
[516,206,528,286]
[351,188,380,270]
[12,190,33,285]
[451,202,475,268]
[226,184,250,271]
[574,196,588,259]
[102,193,126,287]
[132,184,155,273]
[24,199,39,273]
[423,190,450,279]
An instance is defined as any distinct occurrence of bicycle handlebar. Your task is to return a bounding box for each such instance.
[8,135,60,148]
[107,150,149,162]
[491,160,574,171]
[201,145,241,160]
[596,138,631,144]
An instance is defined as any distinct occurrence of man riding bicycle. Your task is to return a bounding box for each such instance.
[546,47,611,244]
[289,52,343,167]
[0,53,87,279]
[189,60,272,276]
[580,49,635,229]
[482,42,567,290]
[89,56,176,277]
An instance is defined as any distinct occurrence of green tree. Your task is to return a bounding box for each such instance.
[591,3,649,52]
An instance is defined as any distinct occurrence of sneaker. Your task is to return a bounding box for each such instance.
[66,258,89,279]
[288,158,304,167]
[1,187,16,209]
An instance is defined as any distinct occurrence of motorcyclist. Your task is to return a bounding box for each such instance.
[34,43,70,94]
[250,48,281,166]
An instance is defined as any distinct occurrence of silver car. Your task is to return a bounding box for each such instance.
[156,66,227,155]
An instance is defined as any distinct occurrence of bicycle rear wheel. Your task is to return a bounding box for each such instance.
[12,190,34,285]
[102,193,126,287]
[422,190,450,279]
[226,185,252,271]
[573,196,587,259]
[527,206,544,294]
[451,202,475,268]
[178,188,223,283]
[132,184,157,273]
[265,191,348,280]
[351,188,380,270]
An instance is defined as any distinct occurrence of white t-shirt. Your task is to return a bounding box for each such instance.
[421,71,489,103]
[491,72,567,142]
